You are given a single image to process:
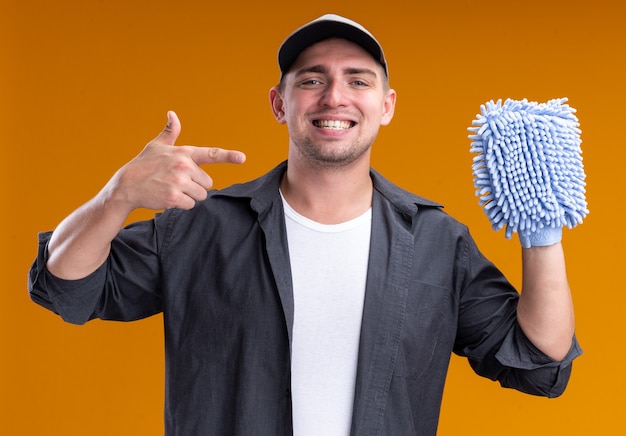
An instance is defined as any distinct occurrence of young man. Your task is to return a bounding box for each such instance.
[29,14,581,436]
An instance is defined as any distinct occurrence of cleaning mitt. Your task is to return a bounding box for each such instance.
[468,98,588,247]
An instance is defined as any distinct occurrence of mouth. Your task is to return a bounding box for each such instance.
[312,119,355,130]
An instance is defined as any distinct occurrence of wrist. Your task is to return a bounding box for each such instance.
[518,226,562,248]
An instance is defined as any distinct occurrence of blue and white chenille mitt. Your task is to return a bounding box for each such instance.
[468,98,589,248]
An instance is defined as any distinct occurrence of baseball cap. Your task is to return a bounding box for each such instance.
[278,14,388,78]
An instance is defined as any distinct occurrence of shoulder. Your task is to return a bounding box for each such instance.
[370,168,443,211]
[370,168,471,239]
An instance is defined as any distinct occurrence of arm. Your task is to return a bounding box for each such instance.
[517,242,575,362]
[46,111,245,280]
[452,227,580,398]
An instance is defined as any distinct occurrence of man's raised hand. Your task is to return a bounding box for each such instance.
[108,111,246,213]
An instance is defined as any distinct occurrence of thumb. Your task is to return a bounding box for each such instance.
[152,110,181,146]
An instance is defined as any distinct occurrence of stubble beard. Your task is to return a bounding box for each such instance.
[294,134,376,170]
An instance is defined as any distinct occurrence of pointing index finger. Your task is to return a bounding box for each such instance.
[186,146,247,166]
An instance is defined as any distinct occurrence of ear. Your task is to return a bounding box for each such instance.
[380,88,397,126]
[269,86,287,124]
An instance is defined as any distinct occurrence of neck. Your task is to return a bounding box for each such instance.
[280,157,373,224]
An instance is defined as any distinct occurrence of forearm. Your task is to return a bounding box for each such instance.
[46,184,134,280]
[517,242,575,361]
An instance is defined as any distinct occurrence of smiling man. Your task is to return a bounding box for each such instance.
[272,38,394,169]
[28,14,581,436]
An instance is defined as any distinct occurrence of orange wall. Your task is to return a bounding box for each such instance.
[2,0,623,434]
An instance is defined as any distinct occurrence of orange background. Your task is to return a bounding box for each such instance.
[2,0,623,434]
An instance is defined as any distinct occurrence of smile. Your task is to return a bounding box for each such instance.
[313,119,355,130]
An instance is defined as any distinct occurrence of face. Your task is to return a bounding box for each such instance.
[270,38,396,169]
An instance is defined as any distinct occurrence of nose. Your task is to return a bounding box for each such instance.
[319,80,347,108]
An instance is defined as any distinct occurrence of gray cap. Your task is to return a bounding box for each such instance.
[278,14,388,78]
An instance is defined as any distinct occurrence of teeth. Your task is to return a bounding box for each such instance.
[314,120,353,129]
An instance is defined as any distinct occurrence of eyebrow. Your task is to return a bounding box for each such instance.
[294,65,379,79]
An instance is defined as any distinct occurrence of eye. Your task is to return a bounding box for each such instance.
[299,78,323,87]
[351,79,370,87]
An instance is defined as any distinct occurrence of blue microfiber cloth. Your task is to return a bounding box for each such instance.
[468,98,588,247]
